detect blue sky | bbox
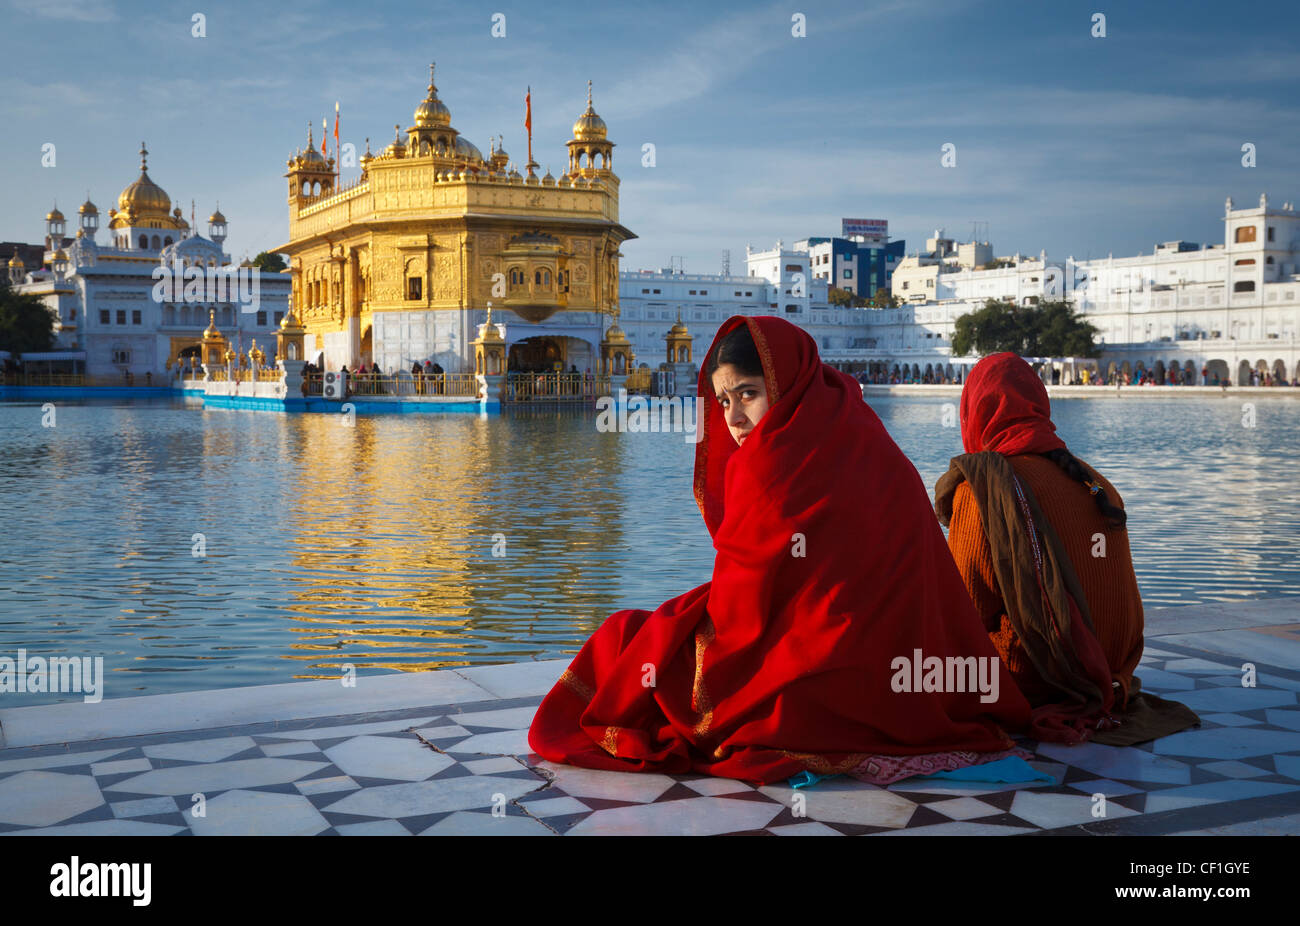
[2,0,1296,274]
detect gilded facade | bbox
[276,65,636,374]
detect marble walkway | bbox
[1,597,1298,836]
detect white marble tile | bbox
[412,724,471,741]
[112,757,329,796]
[1066,778,1141,797]
[770,821,844,836]
[462,757,525,775]
[324,735,454,781]
[295,775,360,796]
[260,741,320,757]
[1203,713,1258,727]
[453,705,538,730]
[565,796,783,836]
[682,777,756,796]
[759,780,917,828]
[111,796,179,818]
[878,821,1033,836]
[1161,658,1241,674]
[0,671,493,748]
[1152,728,1300,760]
[1263,709,1300,731]
[518,796,589,817]
[337,820,411,836]
[144,736,258,763]
[1010,790,1138,829]
[90,757,152,777]
[1275,755,1300,780]
[190,789,331,836]
[927,797,999,820]
[419,811,556,836]
[1143,780,1300,814]
[7,818,184,836]
[0,748,126,774]
[1199,760,1270,779]
[266,716,436,741]
[453,660,569,700]
[0,770,104,827]
[444,729,532,755]
[1173,687,1296,713]
[321,775,541,818]
[1131,668,1197,691]
[1158,630,1300,671]
[1034,743,1191,784]
[533,762,676,803]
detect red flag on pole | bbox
[525,86,533,166]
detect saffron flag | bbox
[524,87,531,135]
[321,118,328,158]
[334,102,340,151]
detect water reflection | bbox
[1,394,1297,704]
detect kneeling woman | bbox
[528,316,1033,785]
[935,353,1197,744]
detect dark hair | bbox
[1041,448,1127,529]
[706,324,763,379]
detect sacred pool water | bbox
[2,395,1297,704]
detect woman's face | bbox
[711,363,770,447]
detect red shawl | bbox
[960,352,1066,456]
[527,316,1031,784]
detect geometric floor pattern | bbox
[2,613,1299,835]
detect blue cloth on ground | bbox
[785,756,1055,789]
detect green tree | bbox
[0,278,55,355]
[950,298,1098,358]
[827,286,852,307]
[252,251,287,272]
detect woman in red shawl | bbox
[528,316,1032,785]
[935,352,1197,745]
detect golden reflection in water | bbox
[279,410,629,677]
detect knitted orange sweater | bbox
[946,453,1144,707]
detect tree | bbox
[252,251,287,272]
[951,298,1098,358]
[827,286,853,307]
[0,278,55,355]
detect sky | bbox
[1,0,1296,275]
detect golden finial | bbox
[428,61,437,94]
[139,142,148,171]
[307,122,315,147]
[485,302,493,326]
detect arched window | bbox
[164,236,173,246]
[535,269,551,287]
[139,234,148,249]
[151,235,161,249]
[509,267,524,287]
[1235,226,1257,243]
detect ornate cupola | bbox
[208,205,227,245]
[45,205,66,245]
[286,124,336,206]
[567,81,615,179]
[406,62,458,159]
[8,248,25,285]
[78,197,99,237]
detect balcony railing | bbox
[506,372,608,401]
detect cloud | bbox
[10,0,115,21]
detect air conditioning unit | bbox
[323,370,346,400]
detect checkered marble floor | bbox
[2,599,1299,835]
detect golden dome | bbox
[572,81,607,140]
[208,208,226,224]
[202,309,222,339]
[78,198,98,215]
[8,249,23,268]
[117,143,172,218]
[46,206,65,222]
[669,311,689,335]
[279,306,305,331]
[414,63,451,127]
[453,134,483,161]
[603,323,629,343]
[52,249,68,262]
